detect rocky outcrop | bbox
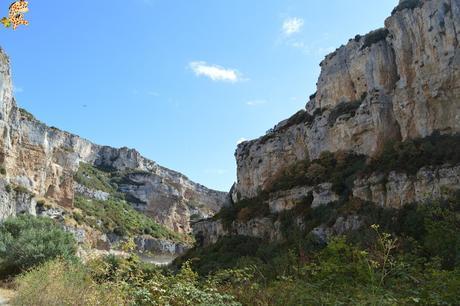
[193,217,282,247]
[74,183,109,201]
[0,179,36,222]
[235,0,460,199]
[134,235,190,255]
[0,47,228,235]
[353,165,460,208]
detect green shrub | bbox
[0,215,77,275]
[0,166,6,175]
[12,259,126,306]
[366,133,460,175]
[391,0,422,15]
[17,107,36,121]
[327,97,364,126]
[268,151,366,197]
[74,162,117,194]
[73,196,187,243]
[360,28,389,50]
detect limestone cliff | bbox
[0,47,228,239]
[235,0,460,199]
[194,0,460,246]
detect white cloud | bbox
[246,99,267,106]
[237,138,247,145]
[282,17,304,36]
[189,61,241,82]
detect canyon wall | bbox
[194,0,460,246]
[235,0,460,199]
[0,47,228,235]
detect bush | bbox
[0,215,77,275]
[360,28,389,50]
[366,133,460,175]
[74,162,116,194]
[12,259,126,306]
[73,196,187,243]
[391,0,422,15]
[328,98,364,126]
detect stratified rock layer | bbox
[235,0,460,199]
[194,0,460,246]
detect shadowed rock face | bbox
[235,0,460,199]
[0,48,228,233]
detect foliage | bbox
[17,107,36,121]
[391,0,422,15]
[269,150,366,196]
[366,133,460,175]
[74,162,117,194]
[177,236,266,276]
[12,259,126,306]
[360,28,389,50]
[10,196,460,305]
[0,215,77,275]
[327,97,364,126]
[14,255,240,306]
[73,196,187,243]
[214,194,271,230]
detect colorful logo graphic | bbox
[2,0,29,30]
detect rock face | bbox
[235,0,460,199]
[193,0,460,246]
[193,217,282,247]
[353,165,460,208]
[0,47,228,234]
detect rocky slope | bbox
[0,47,228,253]
[194,0,460,246]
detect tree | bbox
[0,214,77,275]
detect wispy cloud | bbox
[246,99,267,107]
[282,17,304,36]
[290,41,335,57]
[189,61,242,82]
[237,138,247,145]
[13,86,24,93]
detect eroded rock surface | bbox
[0,47,228,235]
[235,0,460,199]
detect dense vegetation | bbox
[0,215,77,276]
[73,163,189,243]
[365,132,460,175]
[73,196,186,242]
[180,195,460,304]
[9,195,460,305]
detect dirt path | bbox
[0,288,15,305]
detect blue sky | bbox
[1,0,398,191]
